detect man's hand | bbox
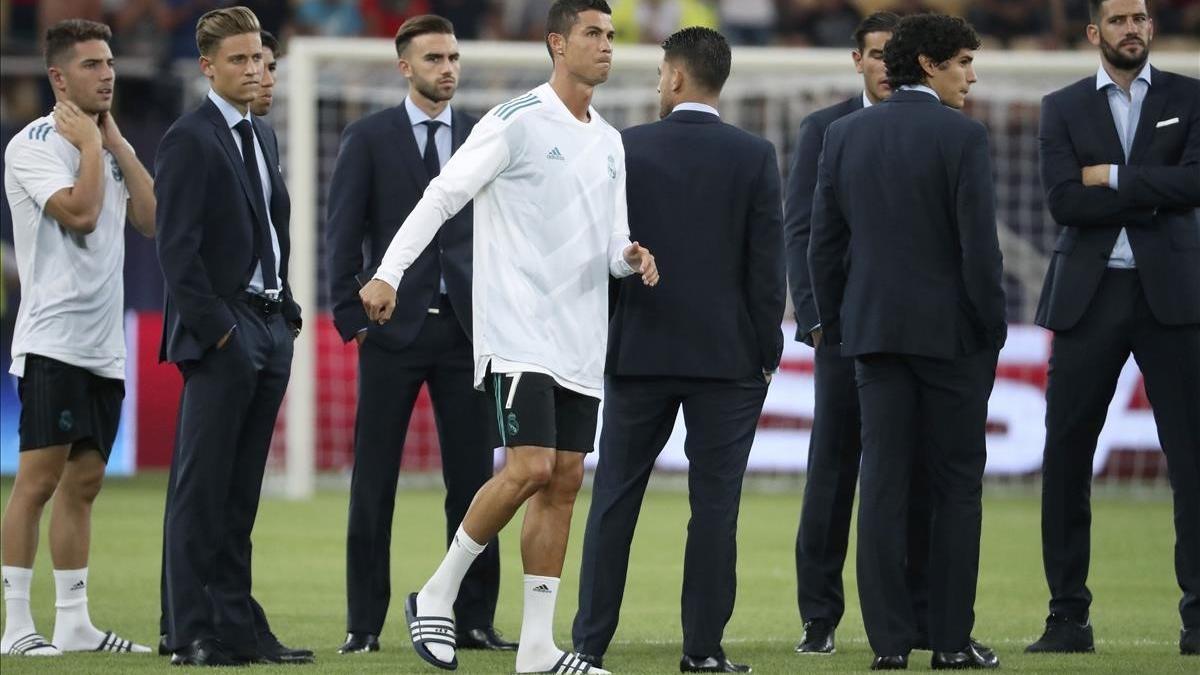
[1082,164,1111,188]
[53,100,102,151]
[810,326,824,348]
[763,369,773,385]
[354,331,366,346]
[98,112,129,153]
[623,241,660,286]
[360,279,397,324]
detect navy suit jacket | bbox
[809,89,1007,359]
[607,109,786,378]
[326,105,477,350]
[1036,67,1200,331]
[155,99,301,363]
[784,95,862,344]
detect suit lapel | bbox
[203,99,269,231]
[1129,69,1167,163]
[253,122,290,262]
[451,107,467,153]
[390,105,430,189]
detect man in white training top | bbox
[359,2,657,672]
[1,19,154,657]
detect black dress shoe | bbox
[932,639,999,669]
[456,626,517,650]
[870,655,909,670]
[796,619,835,654]
[680,650,752,672]
[1025,614,1094,653]
[159,633,171,657]
[257,632,315,664]
[576,652,604,668]
[1182,626,1199,655]
[170,638,248,666]
[337,632,380,654]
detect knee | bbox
[506,455,555,493]
[11,469,63,507]
[61,469,105,506]
[547,459,585,504]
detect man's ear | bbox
[917,54,938,79]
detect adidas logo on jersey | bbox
[546,147,565,161]
[70,580,86,591]
[531,583,552,593]
[28,122,53,142]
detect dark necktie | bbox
[422,120,443,181]
[234,119,278,294]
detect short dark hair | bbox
[1089,0,1152,20]
[661,27,731,94]
[394,14,455,59]
[260,30,279,56]
[883,14,981,88]
[853,11,900,51]
[44,19,112,68]
[545,0,612,59]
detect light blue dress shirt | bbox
[898,84,940,101]
[208,89,281,296]
[1096,63,1151,269]
[671,101,720,116]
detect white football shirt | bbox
[5,115,130,380]
[375,83,635,398]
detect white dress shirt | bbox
[671,101,720,117]
[208,89,282,295]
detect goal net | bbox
[200,39,1194,498]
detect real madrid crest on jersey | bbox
[607,154,616,180]
[110,155,124,182]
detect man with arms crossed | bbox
[326,14,511,656]
[360,2,658,671]
[809,14,1006,671]
[784,11,932,656]
[1027,0,1200,656]
[153,28,312,665]
[156,7,309,666]
[1,18,154,657]
[570,27,783,674]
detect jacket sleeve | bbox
[1039,93,1153,228]
[957,123,1008,348]
[783,112,824,342]
[325,122,372,341]
[1116,97,1200,208]
[154,126,237,348]
[807,134,850,346]
[267,124,302,328]
[745,142,786,371]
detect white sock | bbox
[514,575,562,672]
[51,568,149,653]
[51,567,105,650]
[2,566,59,655]
[416,525,485,663]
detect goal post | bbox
[273,38,1198,499]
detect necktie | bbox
[234,119,278,294]
[422,120,443,181]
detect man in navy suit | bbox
[1026,0,1200,656]
[809,14,1005,670]
[784,11,931,656]
[570,27,784,674]
[325,15,511,655]
[155,7,307,666]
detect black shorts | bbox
[484,371,599,452]
[17,354,124,462]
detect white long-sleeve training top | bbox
[374,83,635,398]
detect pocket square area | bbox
[1156,117,1180,128]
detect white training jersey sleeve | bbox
[608,145,635,278]
[7,121,76,209]
[374,111,512,289]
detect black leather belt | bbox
[238,291,282,316]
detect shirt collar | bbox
[671,101,720,117]
[898,84,940,102]
[207,89,251,128]
[1096,62,1152,91]
[862,91,874,108]
[405,96,453,128]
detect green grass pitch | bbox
[0,474,1192,673]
